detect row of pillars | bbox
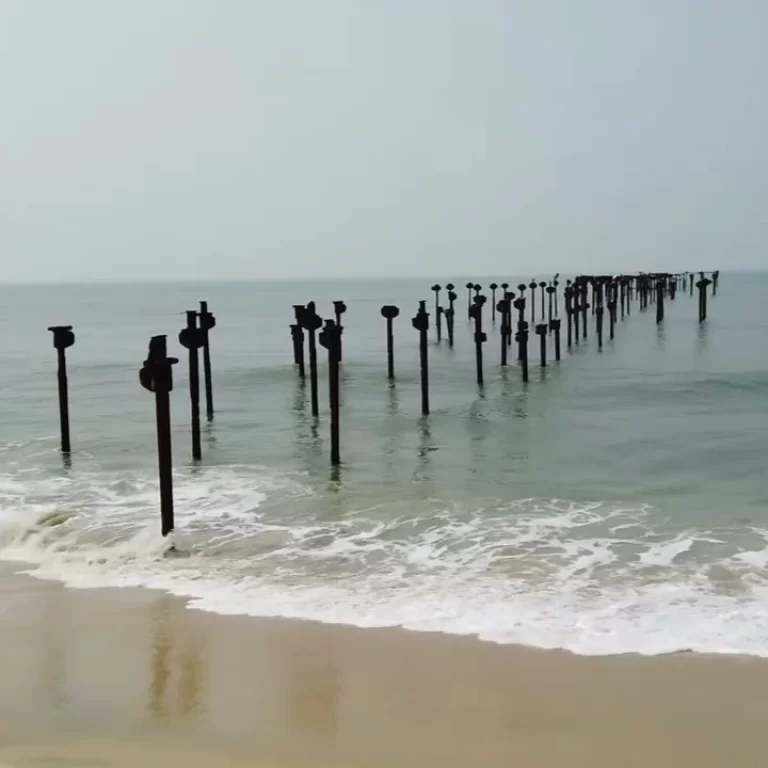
[287,270,720,469]
[47,301,217,539]
[45,268,720,540]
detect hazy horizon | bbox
[2,1,767,283]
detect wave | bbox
[1,466,768,657]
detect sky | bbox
[1,0,767,283]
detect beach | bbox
[1,565,767,768]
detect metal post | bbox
[469,295,487,386]
[292,305,306,379]
[536,323,547,367]
[333,301,347,362]
[47,325,75,455]
[551,318,561,361]
[432,285,442,341]
[412,301,430,415]
[178,310,203,461]
[139,335,178,537]
[446,289,457,347]
[300,302,323,417]
[516,319,529,383]
[319,320,342,466]
[198,301,216,421]
[656,280,664,324]
[381,305,400,380]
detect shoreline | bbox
[3,564,768,766]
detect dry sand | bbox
[1,564,768,767]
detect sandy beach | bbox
[0,565,766,767]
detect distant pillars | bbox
[490,283,498,324]
[465,283,474,319]
[712,270,720,297]
[47,325,75,455]
[381,305,400,380]
[412,301,430,415]
[565,282,573,348]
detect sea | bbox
[0,273,766,657]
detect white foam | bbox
[3,469,768,658]
[638,536,693,566]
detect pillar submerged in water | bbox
[299,302,323,418]
[319,319,342,466]
[291,304,306,379]
[139,335,179,538]
[381,305,400,380]
[468,294,488,386]
[47,325,75,455]
[412,301,430,416]
[697,276,712,322]
[446,289,457,347]
[536,323,548,367]
[178,310,204,462]
[333,300,347,362]
[431,285,442,341]
[465,282,474,319]
[515,316,530,383]
[550,317,562,361]
[656,279,665,324]
[198,301,216,421]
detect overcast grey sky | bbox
[1,1,766,282]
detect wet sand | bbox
[1,565,768,767]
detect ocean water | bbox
[1,274,767,657]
